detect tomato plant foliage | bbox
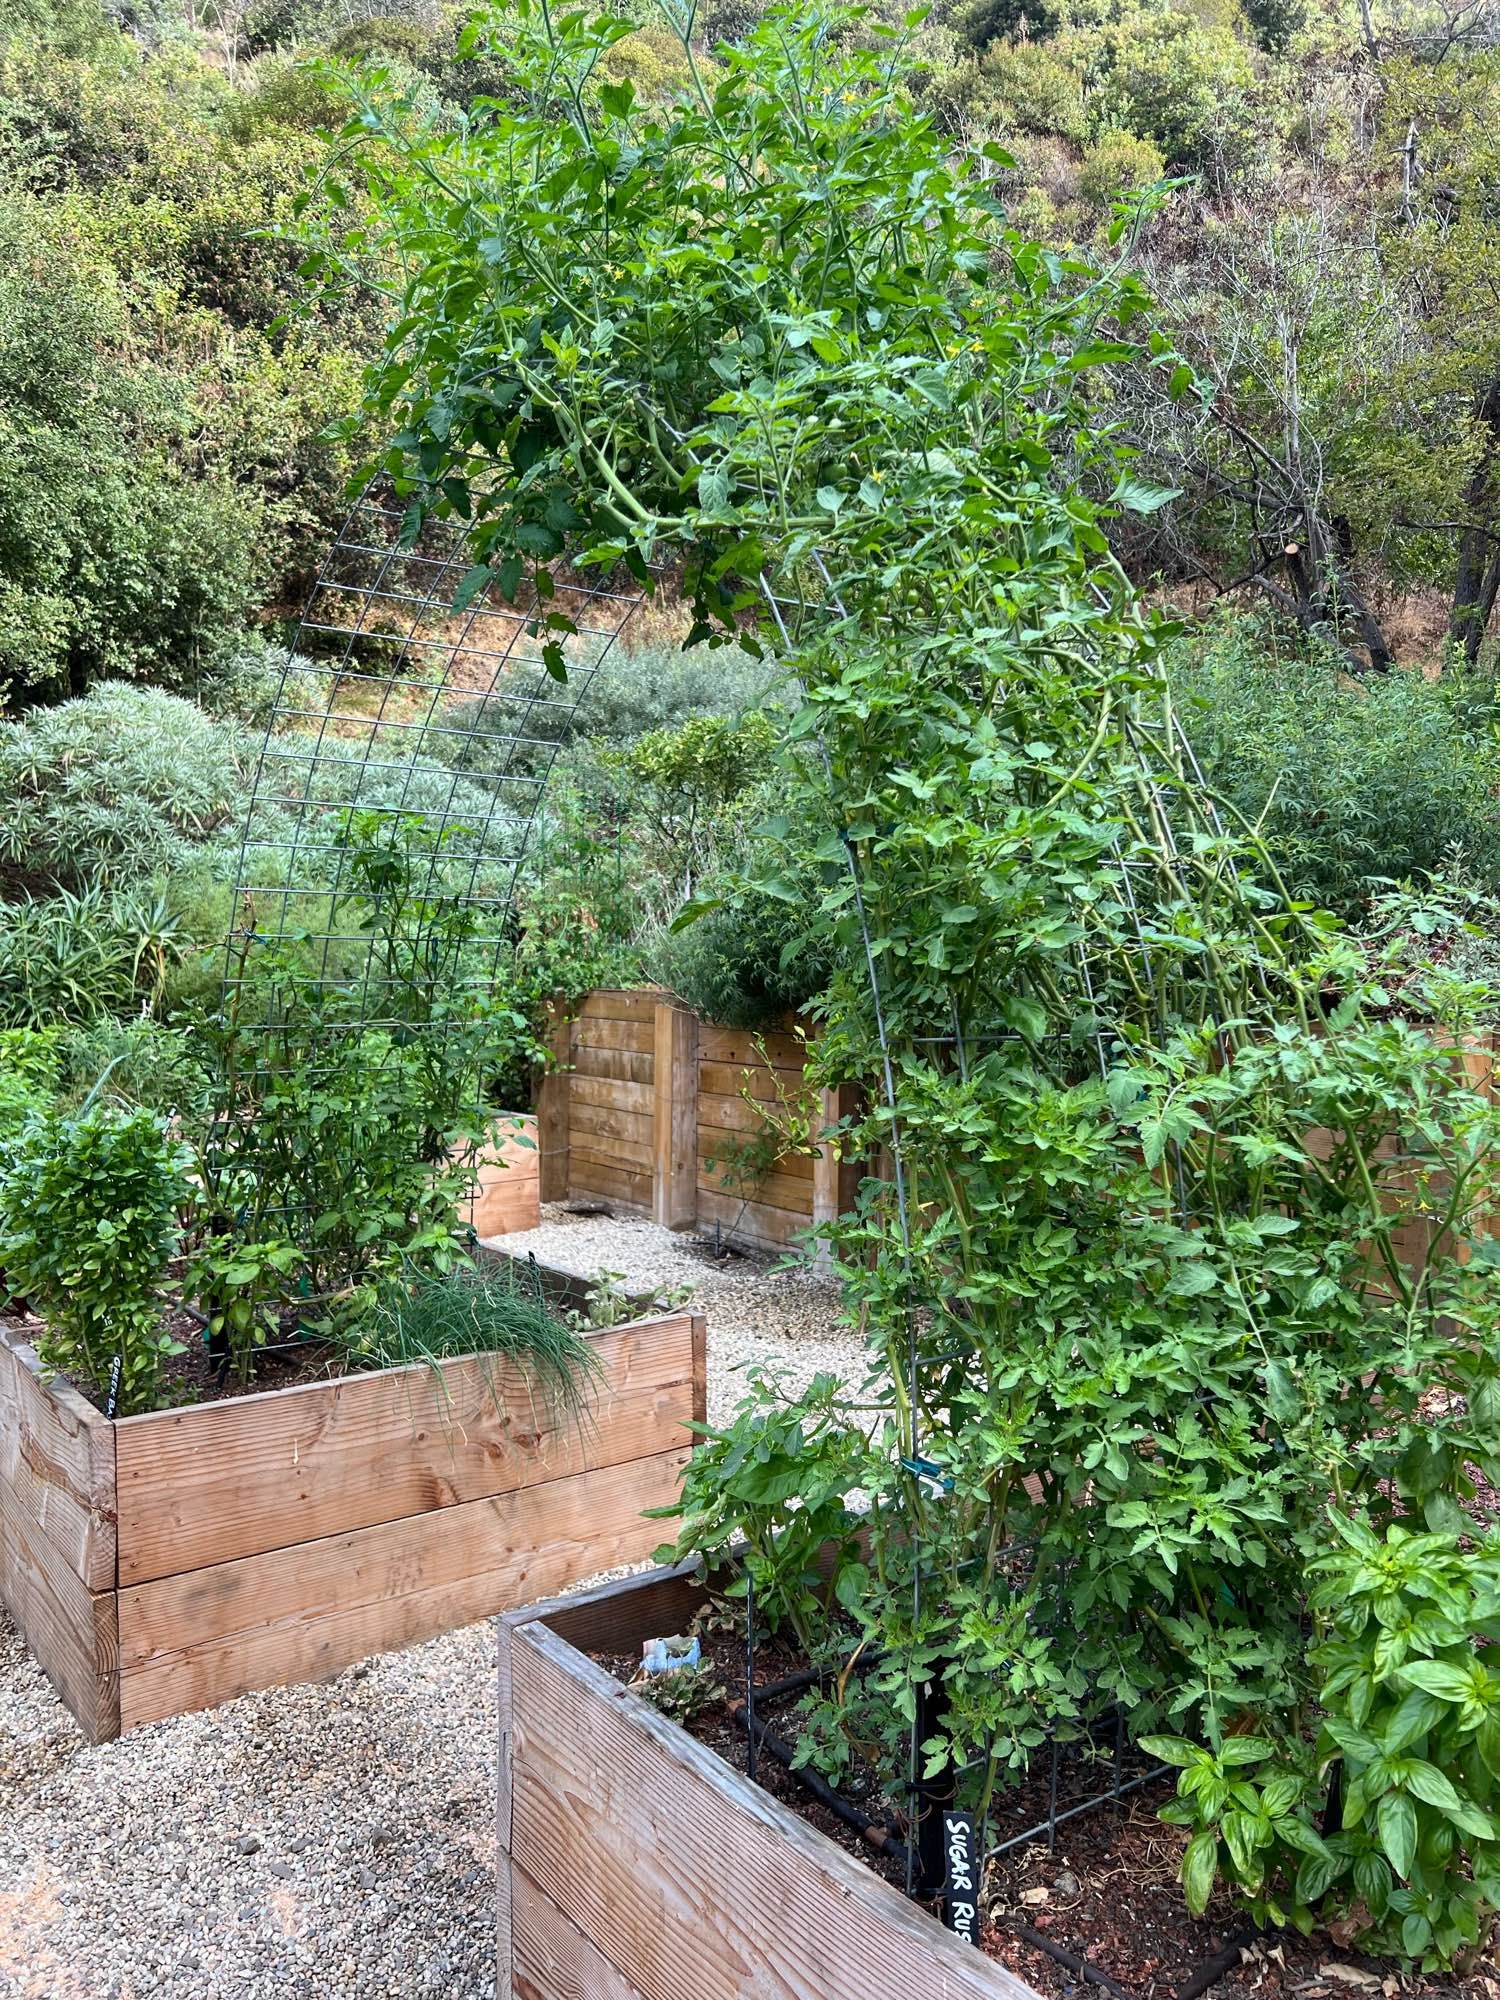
[307,3,1500,1961]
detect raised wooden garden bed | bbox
[537,987,863,1256]
[462,1111,541,1238]
[0,1300,704,1742]
[496,1562,1037,2000]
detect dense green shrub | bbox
[1086,8,1257,169]
[942,39,1087,141]
[194,638,329,729]
[1077,128,1166,206]
[1170,612,1500,916]
[0,684,246,892]
[0,1026,61,1141]
[653,876,833,1029]
[606,711,779,902]
[0,200,265,704]
[52,1015,215,1123]
[0,1101,192,1413]
[438,639,784,776]
[0,0,371,709]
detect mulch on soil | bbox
[3,1303,343,1411]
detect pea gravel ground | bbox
[0,1210,853,2000]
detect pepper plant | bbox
[198,809,504,1347]
[306,1,1500,1963]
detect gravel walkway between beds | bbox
[0,1211,854,2000]
[485,1203,864,1423]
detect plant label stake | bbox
[913,1664,959,1898]
[104,1353,123,1420]
[942,1811,980,1946]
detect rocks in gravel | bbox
[486,1204,861,1425]
[234,1834,262,1856]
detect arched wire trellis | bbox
[216,481,1277,1940]
[227,481,647,1013]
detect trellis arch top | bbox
[226,484,650,1025]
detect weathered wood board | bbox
[0,1331,118,1739]
[497,1563,1040,2000]
[118,1445,691,1732]
[463,1113,541,1237]
[1,1306,705,1742]
[114,1311,701,1583]
[539,989,866,1247]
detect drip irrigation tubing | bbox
[732,1705,908,1862]
[1009,1923,1137,2000]
[1171,1929,1259,2000]
[735,1701,1257,2000]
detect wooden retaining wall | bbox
[535,989,862,1255]
[0,1303,703,1741]
[497,1562,1036,2000]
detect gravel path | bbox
[0,1213,854,2000]
[485,1204,863,1423]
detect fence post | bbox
[653,1000,699,1230]
[536,1002,573,1205]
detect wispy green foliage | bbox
[342,1259,602,1421]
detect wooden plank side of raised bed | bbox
[117,1443,693,1731]
[0,1506,119,1742]
[697,1060,806,1103]
[573,1044,655,1085]
[697,1023,805,1067]
[568,1156,654,1210]
[574,1017,656,1058]
[506,1617,1031,2000]
[0,1326,116,1589]
[695,1189,811,1250]
[114,1312,700,1586]
[512,1864,643,2000]
[0,1328,120,1740]
[570,1074,654,1118]
[577,990,662,1026]
[697,1138,814,1187]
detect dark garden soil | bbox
[3,1303,344,1412]
[587,1627,1500,2000]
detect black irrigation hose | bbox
[732,1705,909,1862]
[1171,1929,1258,2000]
[1010,1922,1137,2000]
[736,1685,1253,2000]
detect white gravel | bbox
[0,1210,857,2000]
[486,1203,865,1423]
